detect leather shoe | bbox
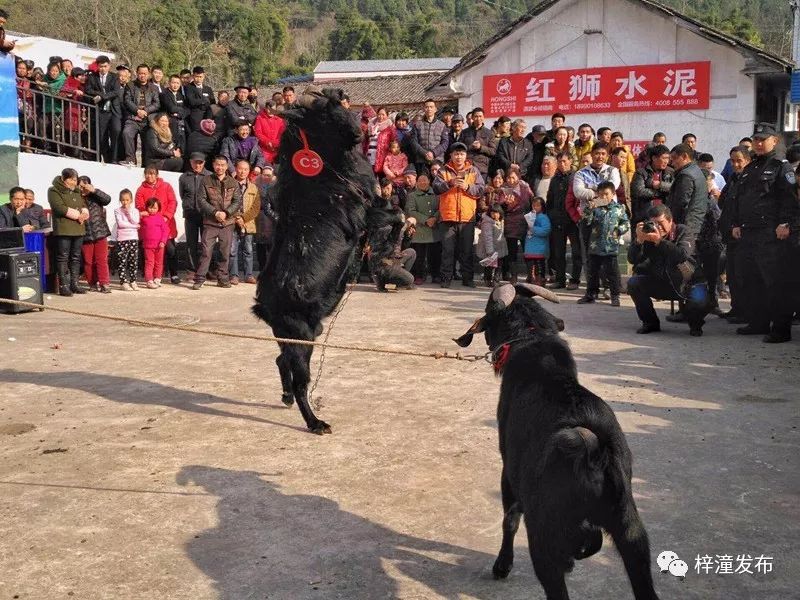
[70,286,87,294]
[763,332,791,343]
[737,326,769,335]
[245,276,257,284]
[576,295,595,304]
[59,286,73,297]
[636,322,661,334]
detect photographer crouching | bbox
[627,204,710,336]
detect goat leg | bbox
[528,524,571,600]
[492,474,521,579]
[607,503,659,600]
[276,350,294,406]
[291,345,332,435]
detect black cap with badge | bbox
[752,122,778,139]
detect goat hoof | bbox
[309,420,332,435]
[492,559,513,579]
[281,394,294,406]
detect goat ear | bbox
[555,318,565,332]
[453,317,486,347]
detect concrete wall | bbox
[18,153,185,240]
[10,36,115,70]
[455,0,758,163]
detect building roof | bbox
[428,0,791,89]
[319,73,457,106]
[315,58,461,74]
[6,30,113,55]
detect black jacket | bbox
[179,168,211,213]
[84,71,121,116]
[460,125,496,177]
[495,136,534,179]
[0,204,39,228]
[731,151,799,231]
[226,100,258,133]
[630,165,674,224]
[185,131,219,170]
[718,171,741,245]
[667,162,707,251]
[83,189,112,241]
[545,171,573,226]
[185,84,216,131]
[628,222,695,290]
[143,127,178,161]
[122,81,161,121]
[160,89,189,122]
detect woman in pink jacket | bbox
[253,101,285,165]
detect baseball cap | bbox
[449,142,468,153]
[189,152,206,162]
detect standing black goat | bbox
[455,283,659,600]
[253,87,376,434]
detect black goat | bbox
[253,86,376,434]
[455,283,659,600]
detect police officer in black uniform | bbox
[731,123,800,343]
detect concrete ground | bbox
[0,279,797,600]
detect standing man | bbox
[226,84,258,133]
[495,119,534,180]
[179,152,211,280]
[410,98,449,175]
[460,106,496,181]
[630,144,673,226]
[546,112,566,143]
[84,55,121,163]
[229,159,261,285]
[120,64,160,166]
[282,86,296,107]
[546,151,581,289]
[192,155,243,289]
[185,66,215,132]
[433,142,485,288]
[667,143,707,248]
[731,123,800,343]
[160,74,189,153]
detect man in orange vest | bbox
[432,141,486,287]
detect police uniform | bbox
[732,123,800,342]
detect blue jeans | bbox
[229,233,254,279]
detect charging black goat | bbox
[455,283,659,600]
[252,86,376,434]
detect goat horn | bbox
[489,282,516,308]
[515,282,560,303]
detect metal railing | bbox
[17,80,101,161]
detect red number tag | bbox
[292,149,323,177]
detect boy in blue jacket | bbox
[577,180,629,306]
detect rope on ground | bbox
[0,297,492,364]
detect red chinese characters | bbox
[483,62,710,117]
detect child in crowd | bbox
[114,189,140,291]
[523,197,551,285]
[577,180,630,306]
[139,198,169,289]
[477,203,508,286]
[382,140,408,186]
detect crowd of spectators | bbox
[8,38,800,342]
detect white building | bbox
[8,31,115,70]
[426,0,792,162]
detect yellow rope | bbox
[0,297,490,363]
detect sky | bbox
[0,52,20,148]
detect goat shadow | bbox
[0,369,307,433]
[176,465,523,600]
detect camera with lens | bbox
[641,220,657,233]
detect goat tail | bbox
[548,426,605,497]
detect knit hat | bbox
[199,119,216,135]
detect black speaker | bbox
[0,251,44,314]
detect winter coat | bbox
[185,131,219,169]
[179,168,211,214]
[404,188,441,244]
[546,171,574,226]
[220,134,268,174]
[582,201,630,256]
[122,81,160,121]
[139,213,170,249]
[226,99,258,132]
[499,181,533,239]
[523,211,552,257]
[184,84,215,131]
[234,180,261,234]
[47,176,87,237]
[460,125,497,177]
[717,171,741,245]
[630,165,674,224]
[197,173,243,227]
[574,137,595,163]
[628,222,696,291]
[410,118,448,163]
[544,142,578,169]
[134,178,178,239]
[609,145,636,182]
[82,189,112,241]
[432,161,485,223]
[44,72,66,114]
[143,127,178,163]
[476,213,509,260]
[363,119,396,174]
[0,205,38,229]
[114,206,140,241]
[572,164,622,212]
[59,75,86,132]
[84,71,121,115]
[667,162,710,248]
[253,111,285,164]
[495,136,534,179]
[160,89,190,123]
[383,152,409,185]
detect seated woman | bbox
[144,112,183,172]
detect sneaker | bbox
[245,276,257,284]
[170,275,181,285]
[155,279,163,288]
[230,276,240,286]
[610,295,620,307]
[566,282,579,290]
[70,285,87,295]
[636,322,661,334]
[191,281,203,290]
[146,280,158,289]
[576,295,595,304]
[121,283,133,291]
[99,284,112,294]
[59,286,73,297]
[130,282,139,291]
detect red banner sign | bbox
[483,62,710,118]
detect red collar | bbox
[490,329,537,374]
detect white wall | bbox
[455,0,759,163]
[18,153,185,240]
[10,36,115,70]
